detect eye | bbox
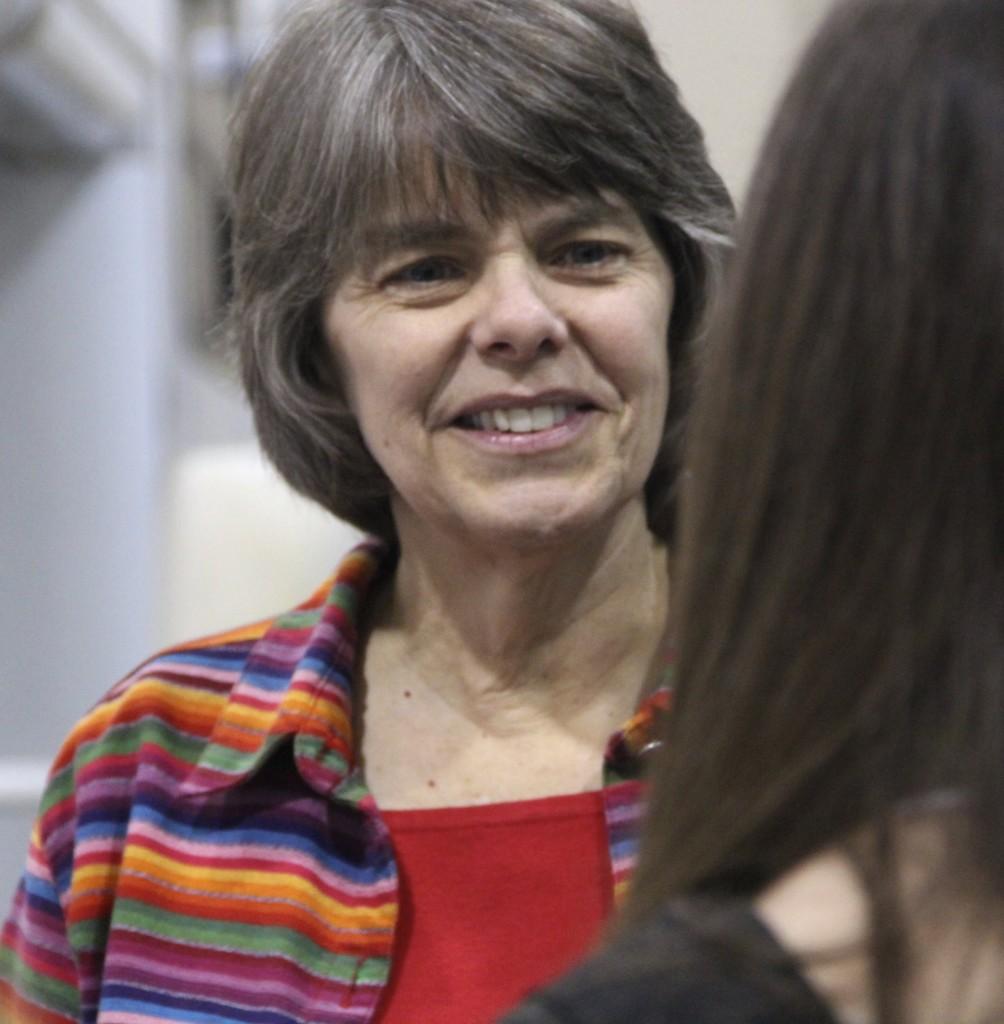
[551,240,626,271]
[384,257,464,289]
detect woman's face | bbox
[322,191,673,548]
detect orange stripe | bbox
[115,877,393,955]
[0,986,74,1024]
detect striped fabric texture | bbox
[1,541,670,1024]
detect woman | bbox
[0,1,731,1022]
[504,0,1004,1021]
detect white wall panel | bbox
[0,0,178,906]
[637,0,833,202]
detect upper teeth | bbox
[474,404,573,433]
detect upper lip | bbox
[450,389,600,421]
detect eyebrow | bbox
[353,196,642,271]
[528,198,642,248]
[353,220,470,274]
[361,220,469,249]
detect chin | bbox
[462,495,635,553]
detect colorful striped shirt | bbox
[0,541,671,1024]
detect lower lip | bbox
[452,409,595,454]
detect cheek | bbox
[322,300,442,477]
[596,296,671,403]
[636,282,673,404]
[350,384,407,466]
[329,336,436,465]
[637,346,670,445]
[321,305,361,408]
[604,290,672,456]
[324,310,404,424]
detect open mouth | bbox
[454,402,592,434]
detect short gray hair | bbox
[230,0,733,543]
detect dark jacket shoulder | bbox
[501,897,837,1024]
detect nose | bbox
[468,258,569,361]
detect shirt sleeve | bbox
[0,818,81,1023]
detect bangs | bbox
[315,44,650,279]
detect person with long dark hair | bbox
[504,0,1004,1021]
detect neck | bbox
[357,502,670,807]
[755,850,874,1024]
[755,816,1004,1024]
[382,502,670,711]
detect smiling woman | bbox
[0,2,731,1023]
[324,194,674,550]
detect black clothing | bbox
[500,897,838,1024]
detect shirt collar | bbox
[604,684,673,783]
[181,541,673,801]
[180,540,386,800]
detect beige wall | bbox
[636,0,833,203]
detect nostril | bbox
[481,332,559,357]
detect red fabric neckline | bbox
[380,788,604,828]
[376,790,612,1023]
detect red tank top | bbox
[377,790,612,1023]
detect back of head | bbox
[629,0,1004,970]
[227,0,732,542]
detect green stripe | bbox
[274,608,324,630]
[76,718,205,770]
[39,766,74,816]
[0,946,81,1017]
[109,901,389,983]
[197,731,287,775]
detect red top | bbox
[376,790,613,1023]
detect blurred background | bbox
[0,0,831,900]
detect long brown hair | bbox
[625,0,1004,1017]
